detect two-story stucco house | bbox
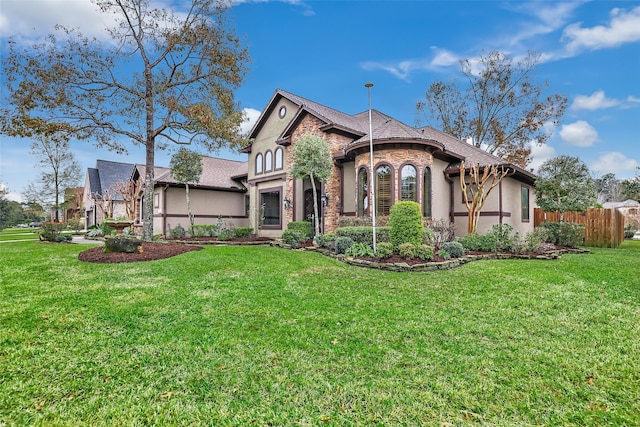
[243,89,537,238]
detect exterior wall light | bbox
[283,197,291,210]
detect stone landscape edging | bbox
[300,246,590,272]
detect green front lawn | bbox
[0,227,40,242]
[1,241,639,425]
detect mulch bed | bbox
[78,242,203,264]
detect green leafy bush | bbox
[438,248,451,260]
[338,216,389,227]
[335,226,390,244]
[389,201,424,248]
[458,233,496,252]
[488,224,519,251]
[442,241,465,258]
[422,228,435,245]
[287,221,313,240]
[538,222,585,247]
[375,242,394,259]
[416,245,434,261]
[234,227,254,238]
[189,224,218,237]
[168,224,186,238]
[39,222,66,242]
[282,230,306,248]
[334,236,354,254]
[524,227,551,252]
[398,242,416,260]
[218,228,235,241]
[345,242,375,258]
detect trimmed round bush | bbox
[398,242,417,260]
[287,221,313,240]
[416,244,434,261]
[389,201,424,248]
[375,242,394,259]
[334,236,354,254]
[442,241,465,258]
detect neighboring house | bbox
[603,199,640,230]
[83,160,137,228]
[242,89,537,238]
[132,157,248,236]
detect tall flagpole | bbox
[365,82,376,253]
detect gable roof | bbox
[138,156,248,192]
[88,160,137,200]
[245,88,536,184]
[602,199,640,209]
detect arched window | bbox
[274,147,283,170]
[376,165,392,216]
[400,164,417,202]
[265,150,273,172]
[357,167,368,217]
[423,167,432,217]
[255,153,263,174]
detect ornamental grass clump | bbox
[389,201,423,248]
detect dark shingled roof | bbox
[248,89,535,182]
[141,156,247,191]
[89,160,136,201]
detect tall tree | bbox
[594,173,622,204]
[459,161,509,234]
[2,0,249,241]
[0,185,10,230]
[290,134,333,239]
[24,133,82,222]
[621,168,640,202]
[170,148,203,226]
[417,51,567,167]
[535,155,596,221]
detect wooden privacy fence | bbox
[534,208,625,248]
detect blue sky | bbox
[1,0,639,202]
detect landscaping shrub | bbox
[334,236,354,254]
[67,218,83,233]
[389,201,424,248]
[39,222,66,242]
[375,242,394,259]
[338,216,389,227]
[398,242,417,260]
[234,227,254,238]
[416,244,434,261]
[624,224,635,239]
[217,227,235,241]
[458,233,496,252]
[189,224,217,237]
[438,248,451,260]
[422,228,435,245]
[425,218,456,246]
[86,227,103,239]
[345,242,375,258]
[487,224,519,251]
[442,241,465,258]
[287,221,313,240]
[524,227,551,252]
[538,222,585,247]
[282,230,306,248]
[168,224,186,239]
[335,226,390,244]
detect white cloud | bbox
[562,6,640,53]
[0,0,115,43]
[240,108,261,135]
[559,121,599,147]
[571,90,620,111]
[361,47,458,81]
[528,141,556,173]
[591,152,639,176]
